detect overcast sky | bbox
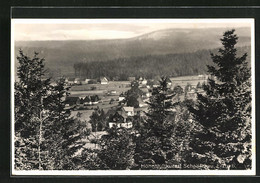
[13,19,252,41]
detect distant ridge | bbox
[15,27,251,76]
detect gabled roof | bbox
[83,96,91,102]
[118,110,128,119]
[100,77,108,82]
[165,77,172,83]
[123,106,134,112]
[65,96,79,104]
[65,96,79,101]
[110,111,126,122]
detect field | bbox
[170,75,208,88]
[69,81,131,126]
[69,76,204,122]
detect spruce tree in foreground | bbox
[15,50,51,169]
[98,127,136,170]
[135,77,178,168]
[188,29,252,169]
[15,50,86,170]
[42,78,86,170]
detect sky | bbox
[13,19,253,41]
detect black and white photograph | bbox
[11,19,255,175]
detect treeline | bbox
[73,46,250,80]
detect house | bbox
[141,78,148,85]
[84,79,90,84]
[198,75,205,80]
[74,78,83,85]
[109,122,133,129]
[111,90,117,94]
[108,108,133,129]
[118,93,125,102]
[83,96,92,105]
[166,77,172,88]
[138,98,148,108]
[100,77,109,84]
[64,96,80,108]
[128,77,136,81]
[119,96,125,102]
[141,88,150,98]
[122,106,134,116]
[187,88,197,99]
[65,77,75,85]
[138,77,148,85]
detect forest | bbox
[73,46,250,80]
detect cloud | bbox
[14,20,252,41]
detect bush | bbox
[91,86,97,90]
[88,79,97,84]
[109,98,115,104]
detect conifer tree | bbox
[15,50,87,170]
[41,78,86,170]
[15,50,51,169]
[89,107,107,132]
[125,80,143,108]
[98,127,136,170]
[188,30,251,169]
[136,77,178,167]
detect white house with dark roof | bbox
[100,77,108,84]
[122,106,134,116]
[108,108,133,129]
[74,78,82,85]
[84,78,90,84]
[65,77,75,85]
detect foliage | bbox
[109,98,115,104]
[170,99,195,168]
[14,50,87,170]
[135,77,178,167]
[98,127,136,170]
[89,107,107,132]
[15,50,51,138]
[73,148,107,170]
[124,80,143,108]
[188,29,252,169]
[14,50,51,169]
[73,47,250,80]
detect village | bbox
[63,75,209,150]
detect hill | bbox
[14,27,251,77]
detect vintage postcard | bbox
[11,18,255,175]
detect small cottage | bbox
[84,79,90,84]
[65,77,75,85]
[74,78,80,85]
[122,106,134,116]
[100,77,109,84]
[128,77,136,81]
[108,107,133,129]
[64,96,80,108]
[119,96,125,102]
